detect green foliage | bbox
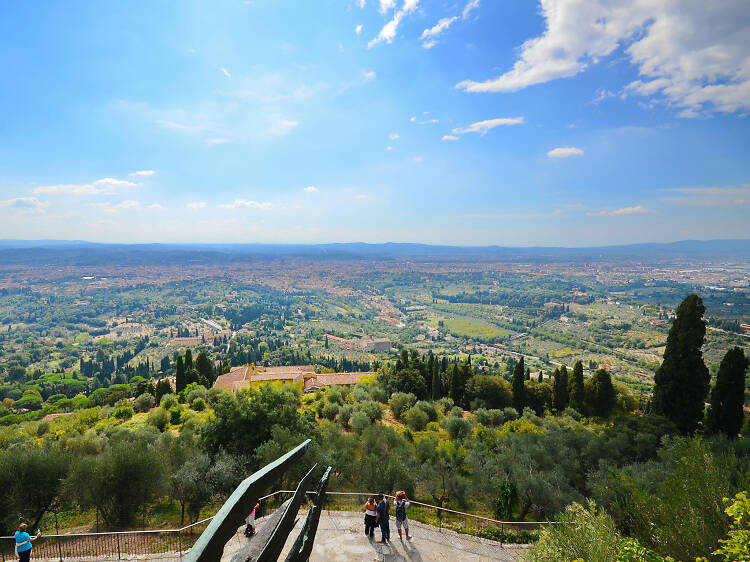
[653,294,710,434]
[553,366,569,412]
[191,397,206,412]
[147,407,169,432]
[706,347,748,439]
[616,538,675,562]
[525,500,621,562]
[569,361,585,412]
[350,411,371,434]
[713,491,750,561]
[134,392,156,413]
[442,415,472,440]
[465,375,513,410]
[355,399,383,422]
[160,393,178,410]
[512,357,526,412]
[585,369,617,418]
[389,392,417,420]
[113,404,134,420]
[474,408,505,427]
[404,406,429,431]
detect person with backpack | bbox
[244,502,261,537]
[393,491,411,540]
[363,496,378,538]
[14,523,41,562]
[375,493,390,543]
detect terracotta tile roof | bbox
[304,372,375,389]
[213,365,250,392]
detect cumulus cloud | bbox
[369,0,419,48]
[220,199,273,209]
[547,147,584,158]
[442,135,460,141]
[421,16,458,48]
[456,0,750,116]
[664,184,750,207]
[452,117,524,135]
[356,24,363,35]
[129,170,155,177]
[33,177,139,196]
[0,197,48,212]
[462,0,480,19]
[187,202,208,210]
[378,0,395,13]
[304,186,319,193]
[220,67,231,78]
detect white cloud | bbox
[206,138,229,146]
[354,193,370,200]
[87,200,141,213]
[129,170,155,177]
[547,147,584,158]
[220,199,273,209]
[358,0,366,7]
[386,146,393,151]
[187,202,208,210]
[664,184,750,207]
[389,132,400,140]
[462,0,480,19]
[413,156,423,162]
[362,70,376,81]
[267,118,299,136]
[452,117,524,135]
[369,0,420,48]
[378,0,395,13]
[304,186,319,193]
[220,67,232,78]
[147,203,165,210]
[421,16,458,48]
[356,24,363,35]
[455,0,750,116]
[0,197,47,212]
[590,88,615,104]
[588,205,655,216]
[33,177,139,196]
[463,209,563,220]
[410,116,417,122]
[442,135,460,141]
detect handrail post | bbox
[117,533,121,560]
[179,530,183,557]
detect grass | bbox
[442,318,508,340]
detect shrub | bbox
[113,405,134,421]
[713,491,750,561]
[474,408,505,427]
[169,406,182,425]
[356,400,383,422]
[389,392,417,419]
[147,407,169,431]
[321,402,340,421]
[337,404,353,427]
[186,386,208,405]
[404,407,429,431]
[414,400,438,422]
[442,416,471,440]
[134,393,156,413]
[437,397,454,413]
[191,398,206,412]
[351,411,371,434]
[502,406,518,420]
[160,393,178,410]
[426,421,440,432]
[450,406,464,418]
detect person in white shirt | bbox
[393,491,411,540]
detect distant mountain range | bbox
[0,239,748,266]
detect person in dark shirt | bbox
[375,493,390,543]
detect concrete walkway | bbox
[221,510,525,561]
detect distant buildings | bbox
[323,334,391,352]
[212,364,374,393]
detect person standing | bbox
[244,502,261,537]
[394,491,412,540]
[364,496,377,538]
[375,493,390,543]
[14,523,41,562]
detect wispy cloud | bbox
[87,200,141,213]
[462,0,480,19]
[420,16,458,48]
[362,70,376,81]
[547,147,584,158]
[303,186,319,193]
[389,132,400,140]
[356,24,363,35]
[187,202,208,210]
[267,117,299,136]
[33,177,139,196]
[663,185,750,207]
[452,117,524,135]
[369,0,420,48]
[129,170,155,177]
[220,67,232,78]
[206,138,229,146]
[220,199,273,209]
[442,135,460,141]
[587,205,655,217]
[463,209,564,220]
[378,0,395,13]
[0,197,48,213]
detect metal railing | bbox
[0,518,212,561]
[0,490,550,560]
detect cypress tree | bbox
[175,356,186,393]
[512,357,526,412]
[653,294,710,434]
[184,349,193,371]
[569,361,585,412]
[585,368,616,418]
[553,365,569,411]
[432,367,442,400]
[537,370,543,383]
[706,347,748,438]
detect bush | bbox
[147,407,169,431]
[356,400,383,422]
[502,406,518,420]
[437,397,454,413]
[321,402,340,421]
[404,407,429,431]
[450,406,464,418]
[134,393,155,413]
[389,392,417,419]
[186,386,208,405]
[414,400,438,422]
[442,416,471,440]
[526,501,620,562]
[160,393,178,410]
[113,405,134,421]
[337,404,354,427]
[426,421,440,432]
[169,406,182,425]
[351,411,371,434]
[474,408,505,427]
[191,398,206,412]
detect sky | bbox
[0,0,749,246]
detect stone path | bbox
[221,510,525,561]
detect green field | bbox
[442,317,508,340]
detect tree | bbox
[431,367,442,400]
[175,356,186,394]
[184,349,193,371]
[569,361,585,412]
[652,294,710,434]
[553,365,569,412]
[448,362,471,407]
[465,375,513,410]
[512,357,526,412]
[706,347,748,438]
[155,379,173,403]
[195,352,214,386]
[171,454,214,524]
[584,369,616,418]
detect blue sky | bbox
[1,0,749,246]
